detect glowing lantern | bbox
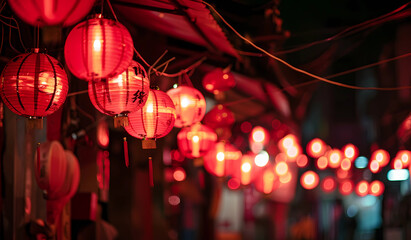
[203,141,242,177]
[339,180,353,195]
[96,120,109,148]
[254,163,278,194]
[321,176,336,193]
[340,158,352,171]
[327,149,342,168]
[343,144,358,161]
[306,138,326,158]
[371,149,390,168]
[254,151,269,167]
[88,61,149,127]
[125,89,176,149]
[369,159,380,173]
[355,181,369,197]
[316,156,328,170]
[173,167,186,182]
[203,104,235,129]
[393,159,404,169]
[0,49,68,128]
[64,15,134,81]
[396,150,411,168]
[275,161,288,176]
[296,154,309,168]
[369,180,384,196]
[177,123,217,159]
[166,86,206,128]
[300,171,319,190]
[202,68,236,94]
[278,134,298,152]
[231,152,256,186]
[8,0,95,27]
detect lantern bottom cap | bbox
[142,139,156,149]
[26,118,43,129]
[114,115,129,128]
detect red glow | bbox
[203,141,242,177]
[369,180,384,196]
[279,134,298,151]
[396,150,411,168]
[356,181,369,197]
[328,149,342,168]
[317,156,328,170]
[393,159,404,169]
[168,195,180,206]
[250,126,269,146]
[286,145,300,160]
[369,160,380,173]
[340,158,352,171]
[336,169,350,179]
[173,168,186,182]
[343,144,358,160]
[306,138,326,158]
[339,180,353,195]
[371,149,390,168]
[203,104,235,129]
[240,122,252,133]
[171,150,184,162]
[279,172,292,184]
[300,171,319,190]
[275,162,288,176]
[296,155,309,168]
[96,120,109,148]
[228,178,241,190]
[177,123,217,159]
[202,68,236,93]
[321,176,336,193]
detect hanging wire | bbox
[106,0,118,22]
[8,20,19,53]
[0,24,3,54]
[203,1,411,91]
[0,15,27,50]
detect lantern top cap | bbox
[89,14,104,20]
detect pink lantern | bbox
[166,86,206,128]
[177,123,217,159]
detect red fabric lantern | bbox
[230,152,257,186]
[254,163,279,194]
[88,61,149,127]
[125,89,176,148]
[202,68,236,94]
[177,123,217,159]
[0,49,68,128]
[8,0,95,27]
[64,15,134,81]
[203,104,235,129]
[166,86,206,128]
[203,141,242,177]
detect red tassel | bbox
[123,137,129,168]
[37,143,41,177]
[149,157,154,187]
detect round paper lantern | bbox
[0,49,69,128]
[166,86,206,128]
[306,138,326,158]
[300,171,319,190]
[8,0,95,27]
[34,141,67,194]
[64,15,134,81]
[203,104,235,129]
[202,68,236,94]
[230,152,257,186]
[203,141,242,177]
[177,123,217,159]
[125,89,176,148]
[88,61,149,127]
[254,163,279,194]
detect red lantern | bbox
[306,138,326,158]
[203,104,235,129]
[125,89,176,148]
[371,149,390,168]
[0,49,69,128]
[254,163,279,194]
[339,180,353,196]
[321,176,336,193]
[230,152,257,186]
[300,171,319,190]
[64,15,134,81]
[177,123,217,159]
[203,141,242,177]
[88,61,149,127]
[166,86,206,128]
[8,0,95,27]
[202,68,236,94]
[369,180,384,196]
[355,180,369,197]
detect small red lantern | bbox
[230,152,257,186]
[321,176,336,193]
[177,123,217,159]
[327,149,343,168]
[342,143,358,161]
[166,86,206,128]
[339,180,353,195]
[0,49,69,128]
[396,150,411,168]
[306,138,326,158]
[202,68,236,94]
[254,163,279,194]
[300,171,319,190]
[64,15,134,81]
[371,149,390,168]
[88,61,149,127]
[125,89,176,149]
[8,0,95,27]
[369,180,384,196]
[355,180,369,197]
[203,141,242,177]
[203,104,235,129]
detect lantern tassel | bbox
[149,157,154,187]
[114,115,129,128]
[37,143,41,177]
[123,137,129,168]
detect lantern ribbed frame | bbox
[203,141,242,177]
[125,89,176,139]
[8,0,96,27]
[88,61,149,117]
[0,50,69,118]
[64,16,134,81]
[166,86,206,128]
[202,68,236,94]
[177,123,217,159]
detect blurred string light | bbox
[254,150,269,167]
[387,169,410,181]
[301,171,319,190]
[355,156,368,169]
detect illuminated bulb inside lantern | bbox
[252,130,265,143]
[370,160,379,173]
[113,74,123,87]
[93,39,102,52]
[180,96,191,108]
[241,162,251,173]
[341,158,351,171]
[255,151,269,167]
[146,103,154,113]
[312,142,322,153]
[275,162,288,176]
[223,74,229,79]
[286,146,299,158]
[393,159,403,169]
[216,152,225,161]
[376,153,383,162]
[192,135,199,143]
